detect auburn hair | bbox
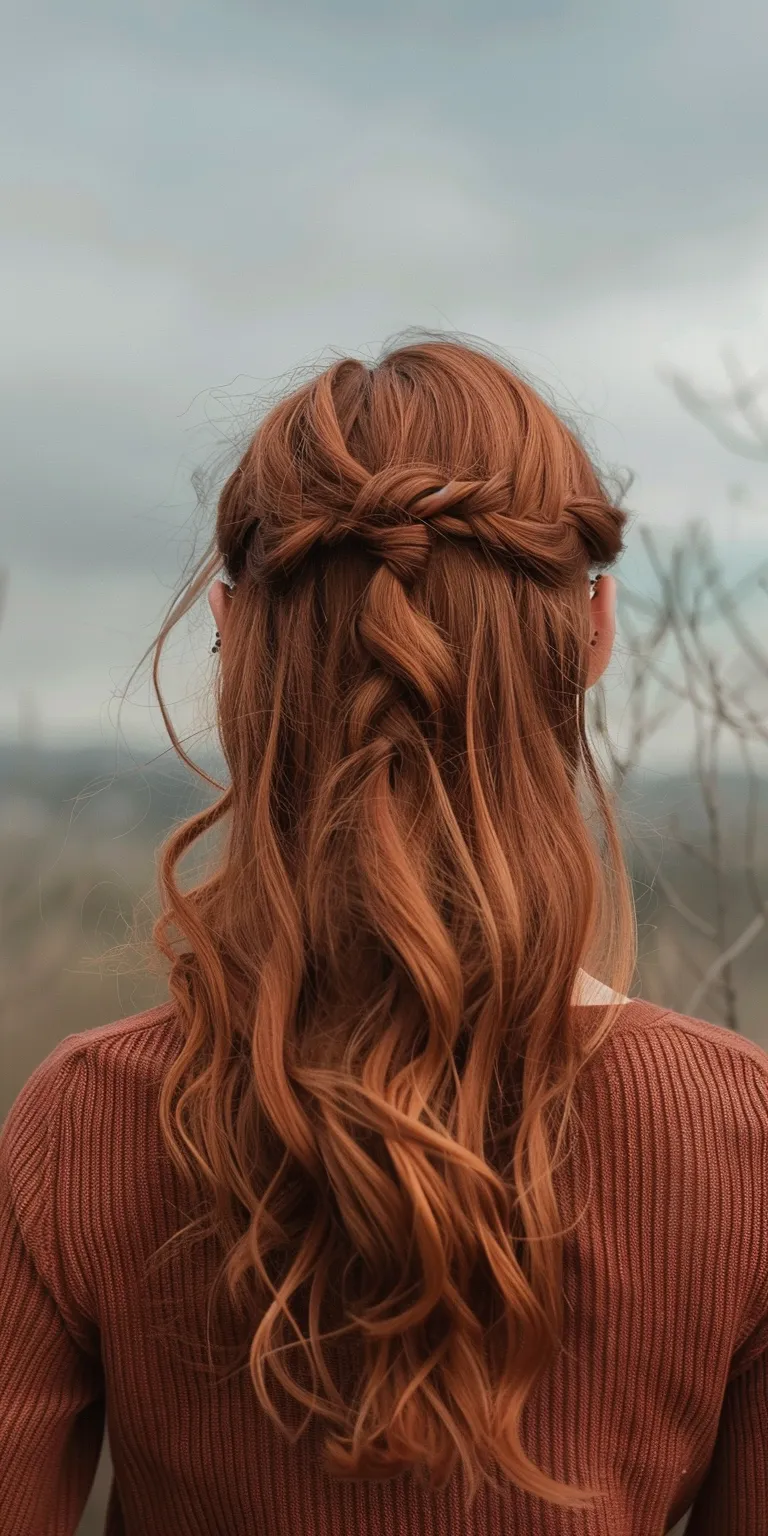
[145,335,635,1514]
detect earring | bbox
[590,575,602,643]
[211,630,221,654]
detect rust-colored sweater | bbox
[2,997,768,1535]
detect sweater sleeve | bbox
[685,1342,768,1533]
[0,1047,106,1536]
[685,1052,768,1534]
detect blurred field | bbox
[1,742,765,1535]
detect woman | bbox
[1,337,766,1535]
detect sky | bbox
[2,0,768,767]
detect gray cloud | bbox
[1,0,768,743]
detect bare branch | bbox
[662,347,768,460]
[684,914,766,1018]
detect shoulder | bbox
[574,997,768,1195]
[608,997,768,1098]
[1,1002,181,1330]
[604,1000,768,1374]
[2,998,180,1148]
[591,998,768,1201]
[48,997,179,1072]
[3,1000,180,1139]
[1,1002,179,1240]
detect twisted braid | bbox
[225,463,620,592]
[242,474,613,786]
[216,366,623,774]
[219,354,623,593]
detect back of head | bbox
[148,335,634,1514]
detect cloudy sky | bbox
[2,0,768,761]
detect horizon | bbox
[3,521,767,768]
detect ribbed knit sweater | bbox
[2,997,768,1535]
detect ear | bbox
[586,574,616,687]
[208,579,232,637]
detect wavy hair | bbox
[144,335,635,1513]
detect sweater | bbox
[1,997,768,1535]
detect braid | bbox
[227,465,621,592]
[217,357,623,595]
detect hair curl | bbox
[144,335,635,1514]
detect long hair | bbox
[145,335,635,1513]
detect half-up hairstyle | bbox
[145,335,635,1514]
